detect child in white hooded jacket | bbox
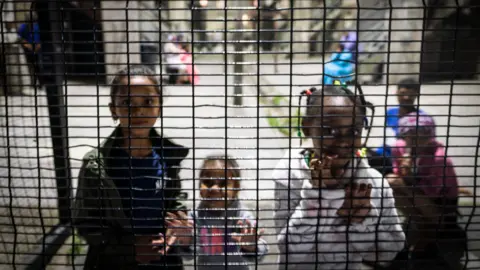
[273,86,405,270]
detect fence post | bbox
[35,0,72,224]
[233,20,244,106]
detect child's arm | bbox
[236,209,269,262]
[423,157,458,199]
[177,211,197,260]
[152,210,195,258]
[388,141,449,222]
[278,178,406,266]
[160,172,191,254]
[276,179,334,260]
[349,179,406,264]
[73,162,134,248]
[272,154,307,266]
[272,155,303,236]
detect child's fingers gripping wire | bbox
[309,154,340,188]
[164,212,193,246]
[336,183,373,224]
[152,230,177,255]
[152,212,192,255]
[231,219,265,252]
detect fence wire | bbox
[1,0,480,269]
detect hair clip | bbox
[334,80,349,87]
[296,128,303,139]
[297,88,315,142]
[303,150,316,166]
[301,88,314,96]
[356,147,367,158]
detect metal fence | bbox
[1,0,479,269]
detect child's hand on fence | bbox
[337,183,372,223]
[151,211,193,255]
[166,211,194,245]
[309,154,343,188]
[151,231,177,256]
[22,42,33,51]
[231,220,264,252]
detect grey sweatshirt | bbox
[273,144,406,270]
[184,200,268,270]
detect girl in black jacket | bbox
[73,66,191,270]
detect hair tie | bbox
[333,80,349,87]
[297,88,316,143]
[303,150,315,166]
[356,148,367,158]
[301,88,314,96]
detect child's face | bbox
[402,130,432,151]
[110,76,161,137]
[397,87,418,107]
[303,96,364,171]
[199,164,239,208]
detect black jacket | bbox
[72,127,189,270]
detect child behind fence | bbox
[386,112,466,270]
[273,85,405,269]
[154,155,268,269]
[73,66,191,270]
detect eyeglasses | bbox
[310,125,363,139]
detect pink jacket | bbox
[392,139,458,198]
[180,50,200,85]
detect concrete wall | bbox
[101,1,141,83]
[427,0,471,29]
[1,1,29,95]
[356,0,425,84]
[97,0,470,84]
[387,0,425,83]
[168,0,189,32]
[291,0,312,55]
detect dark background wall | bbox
[421,0,480,82]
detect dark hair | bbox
[397,78,420,93]
[199,155,241,187]
[299,84,375,145]
[303,85,370,121]
[26,12,38,23]
[110,65,162,104]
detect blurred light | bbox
[200,0,208,7]
[242,13,250,27]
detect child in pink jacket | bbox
[389,112,458,199]
[386,112,466,270]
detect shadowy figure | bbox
[17,13,43,88]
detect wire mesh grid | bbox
[0,0,480,269]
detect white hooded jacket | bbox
[273,145,405,270]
